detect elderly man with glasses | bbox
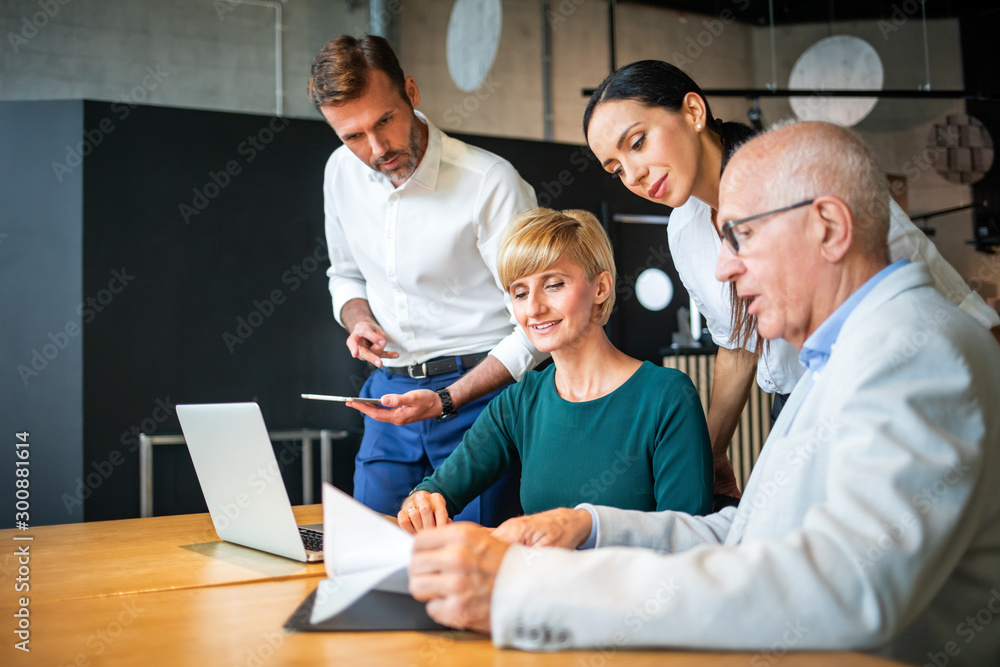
[407,121,1000,665]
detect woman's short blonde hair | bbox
[497,208,616,326]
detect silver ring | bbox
[407,507,417,513]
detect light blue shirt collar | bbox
[799,260,910,376]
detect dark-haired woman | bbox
[584,60,1000,507]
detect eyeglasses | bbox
[722,199,815,254]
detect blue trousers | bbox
[353,364,522,527]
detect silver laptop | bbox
[177,402,324,562]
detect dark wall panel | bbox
[77,102,689,521]
[1,100,85,528]
[81,102,366,520]
[611,222,688,363]
[962,12,1000,251]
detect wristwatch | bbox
[435,387,458,423]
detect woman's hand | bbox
[713,454,742,499]
[397,490,450,534]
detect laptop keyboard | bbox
[299,527,323,553]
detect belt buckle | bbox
[407,362,428,379]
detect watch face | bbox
[436,412,458,423]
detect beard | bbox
[371,118,422,182]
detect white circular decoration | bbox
[788,35,884,127]
[635,269,674,312]
[446,0,502,92]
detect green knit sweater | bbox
[415,361,713,517]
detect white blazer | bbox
[492,263,1000,666]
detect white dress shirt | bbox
[323,113,544,380]
[666,196,999,394]
[491,263,1000,665]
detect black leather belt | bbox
[383,352,489,379]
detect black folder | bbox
[285,586,449,632]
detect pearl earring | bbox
[696,123,703,131]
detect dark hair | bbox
[584,60,761,357]
[307,34,408,109]
[584,60,755,171]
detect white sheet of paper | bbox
[309,482,415,624]
[309,567,399,624]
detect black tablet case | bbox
[285,586,449,632]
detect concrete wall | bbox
[1,0,995,330]
[401,2,755,145]
[747,17,990,301]
[0,0,364,118]
[615,3,754,137]
[400,0,544,140]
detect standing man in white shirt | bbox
[307,35,544,525]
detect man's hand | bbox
[491,507,592,549]
[713,454,742,499]
[398,490,450,534]
[340,299,399,367]
[409,523,509,633]
[348,389,441,425]
[346,320,399,367]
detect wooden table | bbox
[2,505,324,601]
[0,508,907,666]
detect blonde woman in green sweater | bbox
[398,207,712,533]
